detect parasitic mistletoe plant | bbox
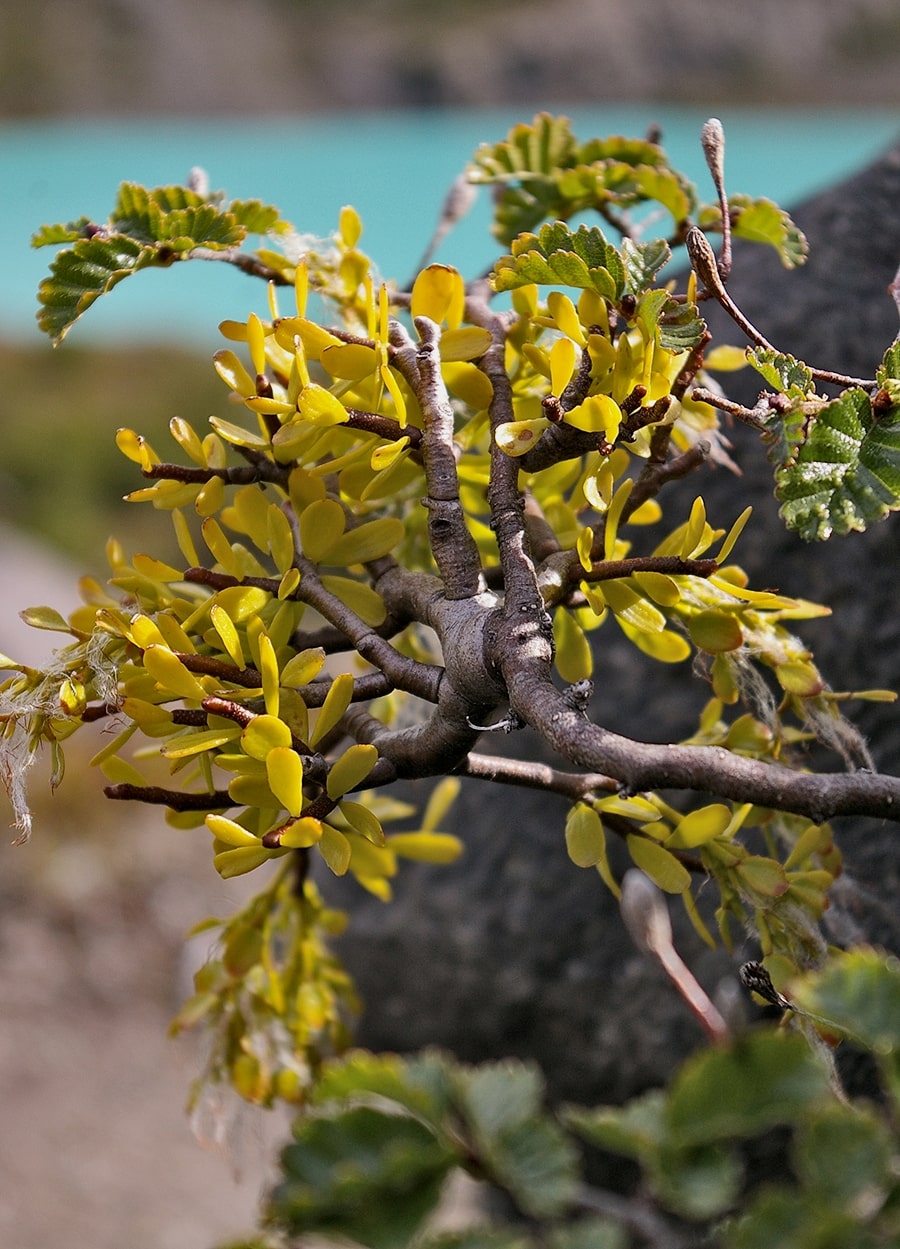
[4,115,900,1245]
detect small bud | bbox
[685,228,725,298]
[187,166,210,198]
[701,118,726,186]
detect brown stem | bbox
[686,227,876,390]
[104,783,233,809]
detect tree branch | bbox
[504,661,900,824]
[390,317,485,599]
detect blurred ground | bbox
[0,690,287,1247]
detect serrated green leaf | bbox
[621,236,671,294]
[563,1089,668,1160]
[454,1061,543,1138]
[454,1062,578,1217]
[656,297,707,352]
[493,222,625,299]
[666,1031,831,1145]
[793,1101,893,1205]
[313,1050,455,1126]
[229,198,286,234]
[651,1141,742,1221]
[112,181,246,250]
[31,218,93,247]
[730,195,808,268]
[271,1106,453,1249]
[747,348,814,395]
[790,947,900,1052]
[775,387,900,540]
[36,233,157,344]
[877,338,900,384]
[487,1116,580,1219]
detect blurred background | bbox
[2,2,899,1247]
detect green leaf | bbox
[493,222,625,300]
[747,348,814,395]
[33,181,284,343]
[650,1141,742,1221]
[270,1106,454,1249]
[563,1089,667,1160]
[790,947,900,1052]
[653,293,706,353]
[454,1061,544,1139]
[36,233,158,344]
[31,218,93,247]
[775,387,900,540]
[482,1116,580,1219]
[229,198,286,234]
[468,113,581,243]
[793,1101,893,1205]
[877,337,900,385]
[665,1031,831,1145]
[729,195,808,269]
[111,181,245,249]
[621,236,671,294]
[313,1050,454,1127]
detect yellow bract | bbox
[300,498,346,563]
[320,342,378,381]
[297,383,350,427]
[385,832,463,864]
[280,646,326,689]
[206,813,261,847]
[553,607,592,682]
[549,335,577,396]
[265,746,304,817]
[213,349,255,396]
[326,743,379,800]
[142,645,209,701]
[495,418,549,456]
[410,264,465,327]
[564,393,621,439]
[241,714,293,760]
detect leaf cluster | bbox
[255,949,900,1249]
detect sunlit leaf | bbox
[775,387,900,540]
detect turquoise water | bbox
[3,106,898,346]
